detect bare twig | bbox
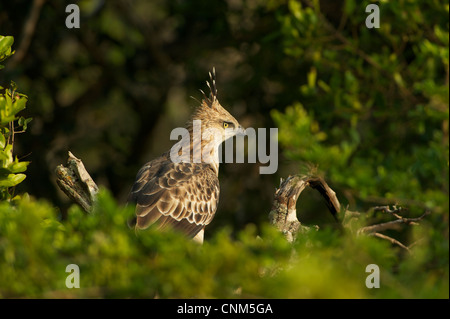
[408,238,426,250]
[358,210,430,235]
[356,206,430,253]
[370,232,410,252]
[368,205,406,219]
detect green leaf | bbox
[0,144,13,163]
[0,36,14,55]
[18,117,32,131]
[0,173,26,187]
[9,80,18,92]
[8,159,29,173]
[288,0,303,21]
[307,67,317,88]
[0,93,16,126]
[0,36,14,63]
[12,95,27,114]
[0,132,5,148]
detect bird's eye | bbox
[223,122,229,129]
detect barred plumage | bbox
[128,69,244,243]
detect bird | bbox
[127,68,244,243]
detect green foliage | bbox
[0,36,14,69]
[271,1,449,212]
[269,0,449,297]
[0,190,447,298]
[0,36,31,200]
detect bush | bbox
[0,189,447,298]
[270,0,448,209]
[0,35,31,201]
[268,1,449,298]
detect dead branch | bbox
[367,205,407,219]
[356,206,430,252]
[269,175,341,242]
[370,232,410,252]
[358,210,430,235]
[55,151,98,213]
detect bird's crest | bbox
[199,67,218,108]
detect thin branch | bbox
[9,0,46,68]
[358,211,429,235]
[408,238,426,250]
[368,205,406,219]
[370,232,410,252]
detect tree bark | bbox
[268,175,341,242]
[55,151,98,213]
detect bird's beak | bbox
[236,125,246,136]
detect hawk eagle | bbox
[128,69,244,243]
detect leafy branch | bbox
[0,35,32,200]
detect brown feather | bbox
[128,151,220,239]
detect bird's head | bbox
[188,68,245,145]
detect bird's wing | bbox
[128,160,219,238]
